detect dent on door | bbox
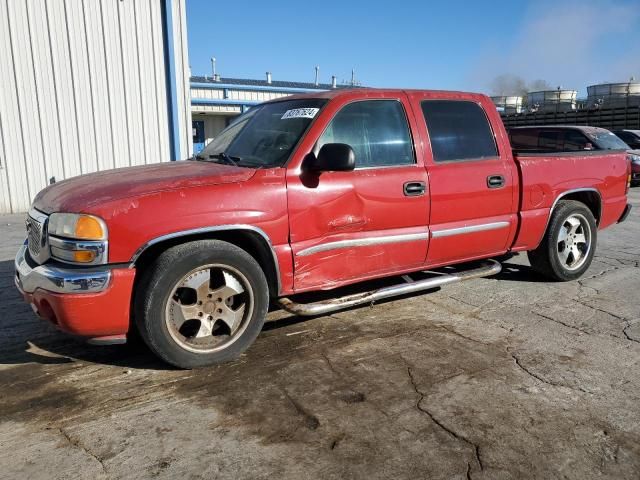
[288,168,429,292]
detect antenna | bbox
[351,69,355,86]
[314,66,320,86]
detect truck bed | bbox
[510,150,629,252]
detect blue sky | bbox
[186,0,640,96]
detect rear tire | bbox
[527,200,597,281]
[135,240,269,369]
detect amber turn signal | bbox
[73,250,97,263]
[75,216,105,240]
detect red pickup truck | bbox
[15,89,632,368]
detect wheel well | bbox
[132,230,280,298]
[556,190,601,225]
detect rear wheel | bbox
[527,200,597,281]
[135,240,269,368]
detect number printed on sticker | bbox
[281,108,320,120]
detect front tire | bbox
[527,200,597,281]
[135,240,269,368]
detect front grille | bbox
[27,216,42,256]
[26,209,49,264]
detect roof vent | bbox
[213,73,220,82]
[331,75,337,89]
[266,71,272,84]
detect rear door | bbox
[408,93,518,265]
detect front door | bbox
[408,93,518,266]
[286,93,430,292]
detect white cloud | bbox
[471,0,640,94]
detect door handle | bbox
[404,181,426,196]
[487,175,505,189]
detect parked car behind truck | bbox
[614,129,640,150]
[613,130,640,185]
[15,89,632,368]
[509,125,640,186]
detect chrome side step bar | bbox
[278,259,502,317]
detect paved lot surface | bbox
[1,189,639,480]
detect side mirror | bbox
[310,143,355,172]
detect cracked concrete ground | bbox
[1,189,639,480]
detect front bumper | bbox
[15,244,111,294]
[15,244,136,338]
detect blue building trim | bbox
[162,0,181,161]
[191,98,261,107]
[191,82,327,94]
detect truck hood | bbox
[33,161,256,214]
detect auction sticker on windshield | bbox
[281,108,319,120]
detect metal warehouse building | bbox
[0,0,191,214]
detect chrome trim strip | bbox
[546,188,602,229]
[15,244,111,294]
[28,207,48,224]
[279,259,502,316]
[129,224,282,294]
[431,221,511,239]
[296,232,430,257]
[49,236,109,265]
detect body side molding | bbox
[431,221,511,239]
[296,232,430,257]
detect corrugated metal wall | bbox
[0,0,191,213]
[171,0,192,160]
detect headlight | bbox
[629,154,640,165]
[48,213,107,240]
[48,213,108,264]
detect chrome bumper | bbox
[15,243,111,294]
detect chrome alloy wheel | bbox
[557,213,591,271]
[165,264,254,353]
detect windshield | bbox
[587,131,630,150]
[197,98,327,167]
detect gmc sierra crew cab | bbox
[15,89,633,368]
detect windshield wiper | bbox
[208,152,241,167]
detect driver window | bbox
[318,100,415,168]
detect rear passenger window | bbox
[318,100,415,168]
[421,100,498,162]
